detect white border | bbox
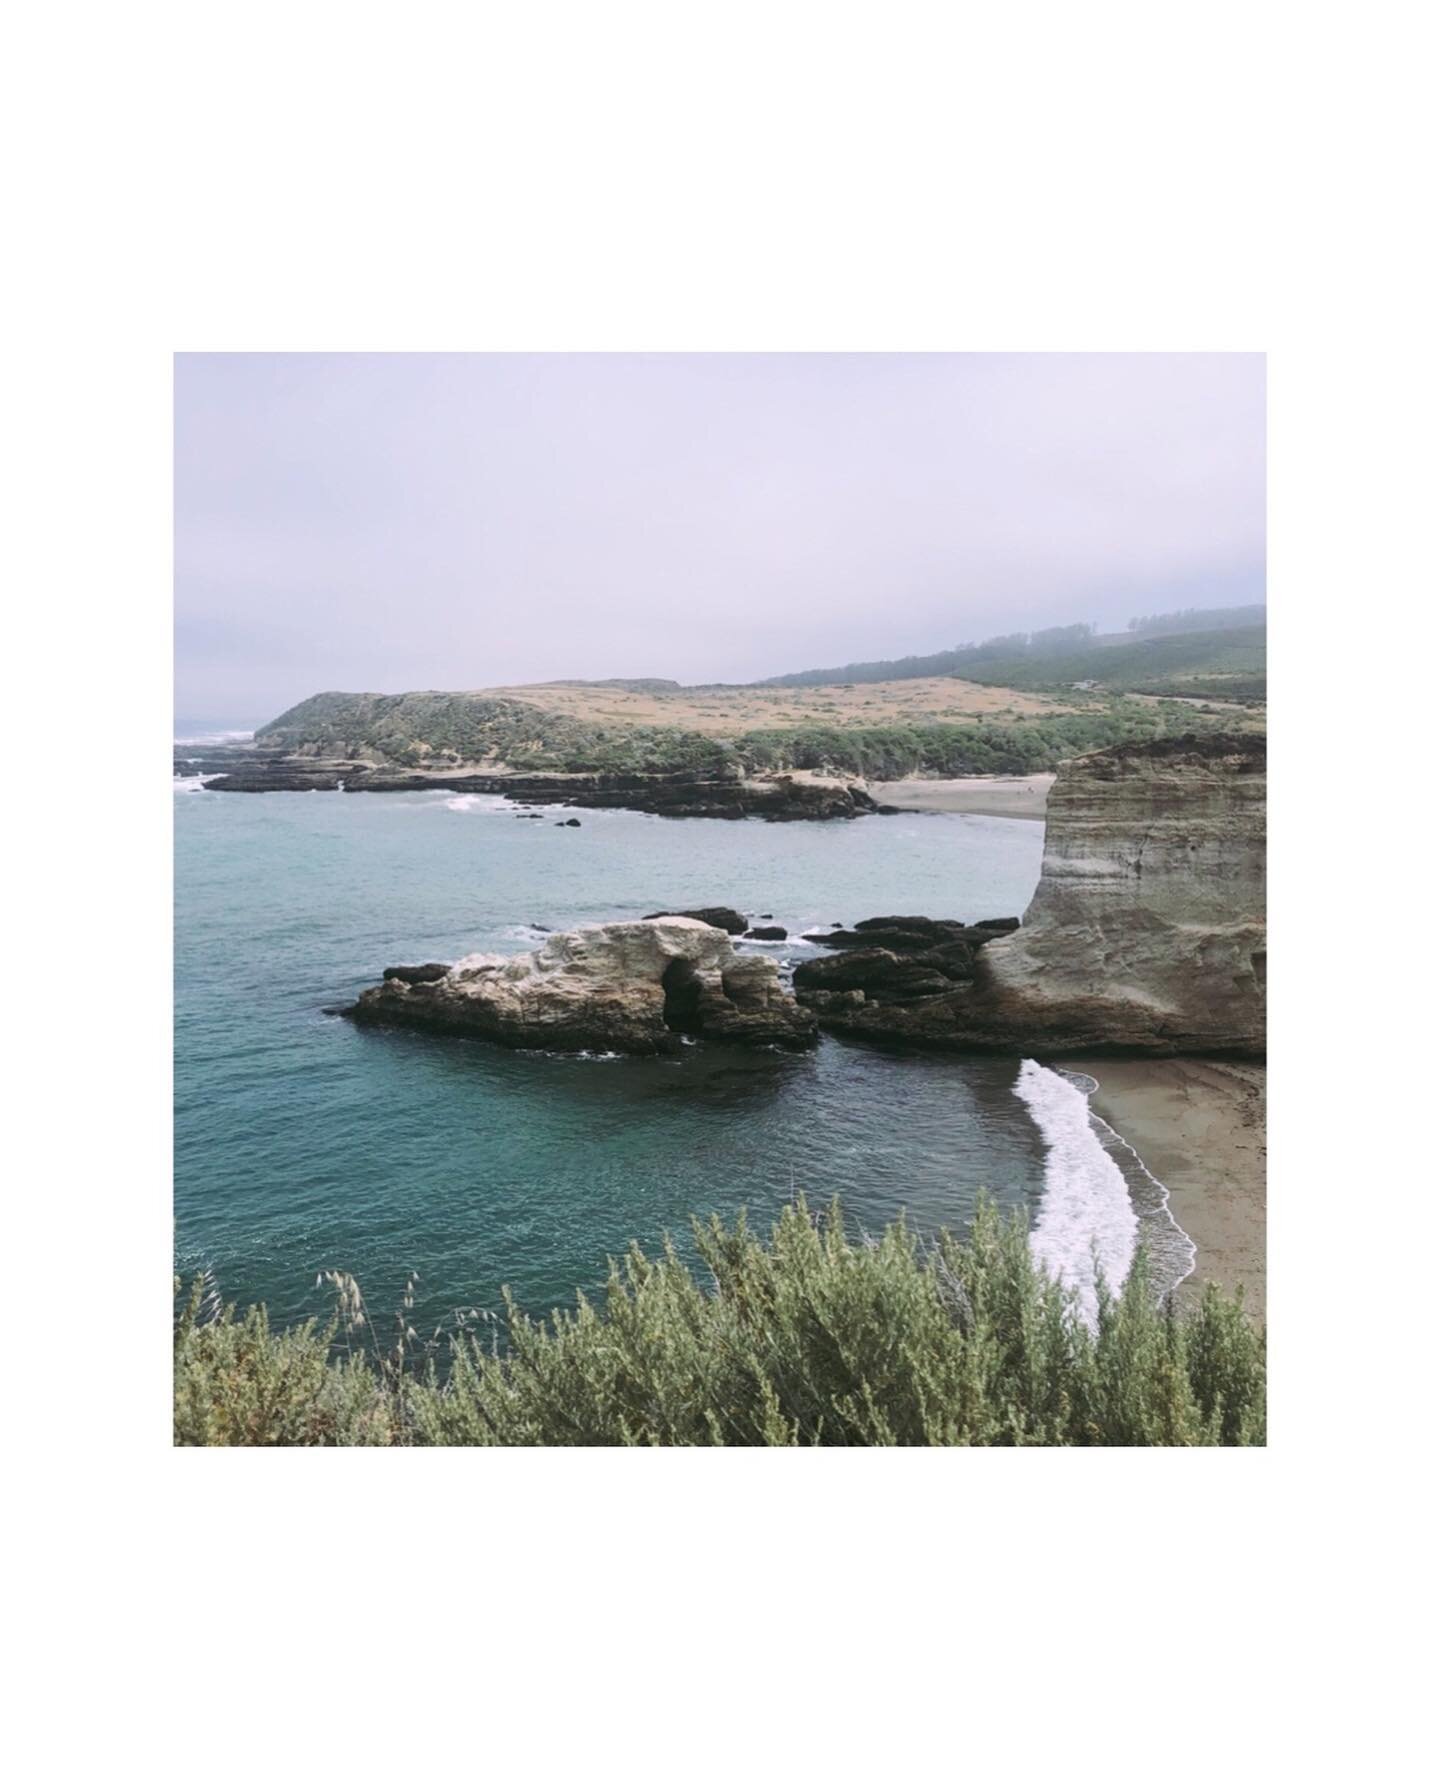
[9,1,1433,1782]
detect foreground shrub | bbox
[173,1278,393,1445]
[175,1201,1264,1447]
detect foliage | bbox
[254,656,1262,786]
[760,613,1266,694]
[1128,603,1266,636]
[728,704,1216,778]
[175,1200,1265,1447]
[172,1275,393,1445]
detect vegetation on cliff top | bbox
[258,688,1254,781]
[175,1198,1264,1447]
[255,604,1263,779]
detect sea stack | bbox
[349,917,819,1055]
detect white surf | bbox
[1014,1058,1139,1328]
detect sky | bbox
[174,353,1265,723]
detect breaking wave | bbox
[1014,1060,1197,1325]
[173,728,254,747]
[441,794,512,814]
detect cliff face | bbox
[971,733,1265,1052]
[798,734,1266,1056]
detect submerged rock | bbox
[745,925,787,940]
[349,918,818,1056]
[796,734,1266,1056]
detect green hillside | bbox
[257,685,1251,782]
[761,609,1266,700]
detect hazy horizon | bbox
[175,352,1265,722]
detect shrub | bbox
[175,1201,1264,1447]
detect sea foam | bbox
[172,728,255,747]
[1015,1058,1139,1327]
[441,794,511,814]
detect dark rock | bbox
[804,915,1021,954]
[381,962,451,985]
[744,925,787,940]
[556,818,582,827]
[203,758,883,822]
[793,946,965,1004]
[805,917,971,953]
[644,906,748,935]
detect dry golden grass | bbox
[469,676,1080,737]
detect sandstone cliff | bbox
[797,734,1265,1055]
[350,918,818,1055]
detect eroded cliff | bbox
[798,734,1266,1055]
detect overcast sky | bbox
[175,353,1264,723]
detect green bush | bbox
[175,1201,1264,1447]
[728,706,1210,778]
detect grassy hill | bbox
[760,608,1266,701]
[257,685,1254,782]
[256,605,1264,782]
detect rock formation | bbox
[189,751,880,822]
[644,906,748,934]
[382,962,451,985]
[795,734,1265,1056]
[349,918,819,1055]
[794,917,1019,1013]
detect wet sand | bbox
[869,774,1055,820]
[1058,1057,1267,1317]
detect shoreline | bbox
[869,774,1054,820]
[1058,1056,1266,1317]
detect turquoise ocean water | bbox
[176,772,1075,1335]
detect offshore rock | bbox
[798,735,1266,1056]
[349,918,818,1055]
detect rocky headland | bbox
[348,917,819,1055]
[793,734,1266,1056]
[180,744,881,821]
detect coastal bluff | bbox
[798,734,1266,1056]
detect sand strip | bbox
[869,774,1054,820]
[1056,1057,1267,1318]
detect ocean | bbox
[174,757,1192,1337]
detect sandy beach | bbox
[1059,1057,1267,1317]
[869,773,1055,820]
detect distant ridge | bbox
[756,604,1265,697]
